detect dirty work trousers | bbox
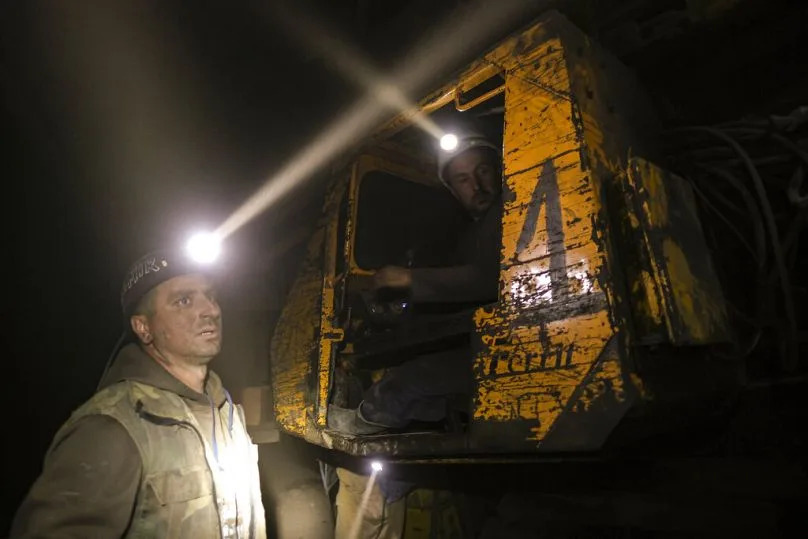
[360,348,471,428]
[335,468,406,539]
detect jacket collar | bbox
[100,343,227,407]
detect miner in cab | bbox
[327,130,502,435]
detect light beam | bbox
[216,0,541,240]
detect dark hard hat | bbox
[120,249,210,319]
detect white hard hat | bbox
[437,131,500,185]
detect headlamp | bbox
[186,232,222,264]
[440,133,459,151]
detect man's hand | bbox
[373,266,412,290]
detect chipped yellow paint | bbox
[271,225,326,435]
[625,157,730,344]
[629,372,650,400]
[476,311,610,378]
[457,12,664,447]
[639,162,669,228]
[468,20,633,442]
[371,23,565,144]
[663,239,709,342]
[639,269,664,325]
[316,218,339,427]
[315,176,352,428]
[627,161,677,339]
[573,340,625,414]
[475,310,613,439]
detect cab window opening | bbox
[329,96,506,436]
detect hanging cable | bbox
[674,126,799,371]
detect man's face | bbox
[134,273,222,366]
[444,148,501,217]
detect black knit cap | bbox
[120,248,210,319]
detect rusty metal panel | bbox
[270,223,324,436]
[468,12,656,451]
[314,179,349,428]
[622,157,731,345]
[271,179,347,437]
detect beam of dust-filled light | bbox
[265,1,442,139]
[215,0,543,240]
[347,466,382,539]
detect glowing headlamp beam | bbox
[216,0,541,240]
[267,2,442,140]
[440,133,459,151]
[186,232,222,264]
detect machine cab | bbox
[271,12,732,460]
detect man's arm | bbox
[11,415,142,538]
[393,202,502,303]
